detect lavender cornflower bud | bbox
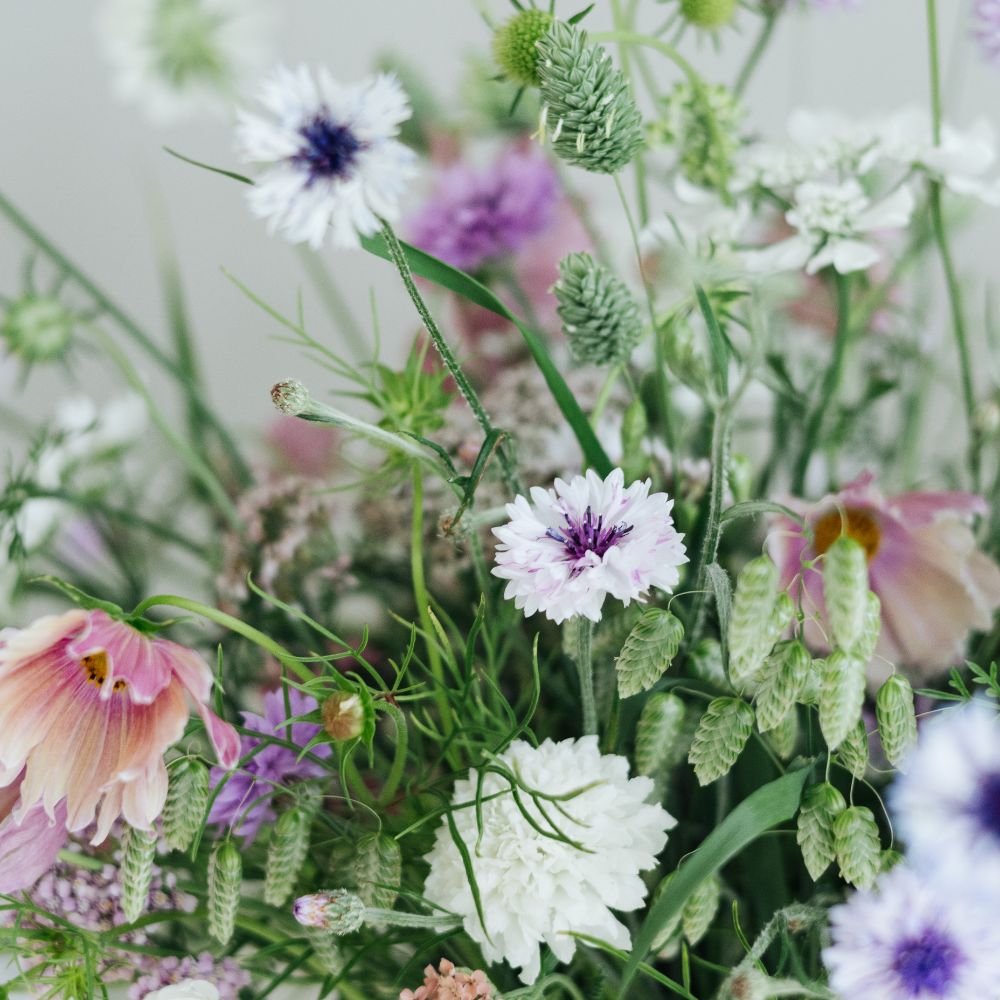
[270,378,311,416]
[293,889,366,935]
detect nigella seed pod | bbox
[120,824,158,923]
[264,806,313,907]
[270,378,311,416]
[876,674,917,769]
[293,890,366,935]
[819,650,866,751]
[833,805,881,889]
[162,758,210,853]
[555,252,643,368]
[492,8,553,86]
[536,21,644,174]
[635,692,687,777]
[823,536,870,652]
[322,691,367,742]
[208,841,243,945]
[727,555,781,690]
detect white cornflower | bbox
[823,864,1000,1000]
[144,981,220,1000]
[891,701,1000,876]
[746,180,914,275]
[492,468,687,624]
[97,0,271,123]
[422,736,675,985]
[236,65,417,249]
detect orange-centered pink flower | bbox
[0,609,239,849]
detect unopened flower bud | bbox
[680,0,737,29]
[293,889,365,935]
[1,293,75,363]
[322,691,366,742]
[271,378,311,416]
[492,8,553,86]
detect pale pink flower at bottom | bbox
[767,472,1000,683]
[399,959,494,1000]
[0,773,67,894]
[0,609,240,890]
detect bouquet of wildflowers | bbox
[4,1,1000,998]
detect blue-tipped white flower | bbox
[492,469,688,624]
[823,864,1000,1000]
[891,701,1000,875]
[237,65,417,248]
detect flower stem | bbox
[569,618,597,735]
[376,701,410,807]
[733,6,781,98]
[379,220,522,496]
[791,273,852,495]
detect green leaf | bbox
[688,697,754,785]
[695,284,729,397]
[616,608,684,698]
[620,765,812,994]
[720,500,805,526]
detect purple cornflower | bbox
[973,0,1000,64]
[208,687,330,842]
[408,147,560,272]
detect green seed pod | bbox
[688,697,755,785]
[492,8,554,86]
[823,536,870,652]
[680,0,737,28]
[796,782,846,881]
[682,874,721,946]
[355,832,402,911]
[636,692,688,777]
[833,805,881,889]
[876,674,918,769]
[819,650,866,751]
[616,607,685,698]
[727,556,780,690]
[208,840,243,945]
[855,591,882,662]
[120,825,157,923]
[555,252,643,367]
[689,637,730,690]
[162,758,209,853]
[755,640,811,733]
[265,806,313,907]
[836,719,870,781]
[537,21,644,173]
[767,704,799,760]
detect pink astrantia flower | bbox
[399,959,495,1000]
[768,472,1000,682]
[0,609,239,885]
[492,469,688,624]
[0,774,68,894]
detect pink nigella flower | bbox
[399,959,495,1000]
[973,0,1000,65]
[0,609,239,889]
[768,472,1000,682]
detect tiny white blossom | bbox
[97,0,271,123]
[422,736,675,985]
[746,180,914,275]
[237,65,417,249]
[144,980,220,1000]
[492,468,688,624]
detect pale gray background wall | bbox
[0,0,996,441]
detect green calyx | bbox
[680,0,737,29]
[492,8,554,86]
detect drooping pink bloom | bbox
[0,774,68,894]
[0,609,240,885]
[399,958,495,1000]
[768,472,1000,682]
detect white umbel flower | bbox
[492,468,688,624]
[747,180,914,275]
[237,64,417,249]
[891,701,1000,876]
[98,0,271,123]
[422,737,675,985]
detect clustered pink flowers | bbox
[400,959,494,1000]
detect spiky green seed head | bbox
[688,696,754,785]
[819,650,866,751]
[728,555,781,690]
[355,833,402,911]
[208,840,243,945]
[682,874,721,946]
[836,719,870,780]
[755,640,810,733]
[635,691,688,776]
[876,674,917,769]
[162,758,209,853]
[1,294,75,363]
[823,536,870,652]
[833,805,881,889]
[680,0,737,29]
[796,782,846,881]
[265,806,313,907]
[120,825,158,923]
[767,704,799,760]
[615,607,684,698]
[555,252,643,367]
[493,9,554,86]
[537,21,644,174]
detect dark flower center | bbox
[970,770,1000,841]
[891,926,963,997]
[547,506,633,562]
[295,113,364,182]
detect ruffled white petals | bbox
[422,737,675,985]
[492,469,688,624]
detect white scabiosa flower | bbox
[97,0,271,123]
[236,65,417,249]
[422,736,675,985]
[823,864,1000,1000]
[747,179,914,275]
[491,468,688,624]
[891,701,1000,875]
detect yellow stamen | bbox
[813,507,881,561]
[80,651,127,693]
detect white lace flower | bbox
[97,0,271,123]
[492,468,688,624]
[422,736,675,985]
[237,65,417,249]
[746,180,914,275]
[891,701,1000,877]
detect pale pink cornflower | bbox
[0,609,240,890]
[492,468,688,624]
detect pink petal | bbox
[0,789,67,893]
[198,702,241,769]
[889,490,988,526]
